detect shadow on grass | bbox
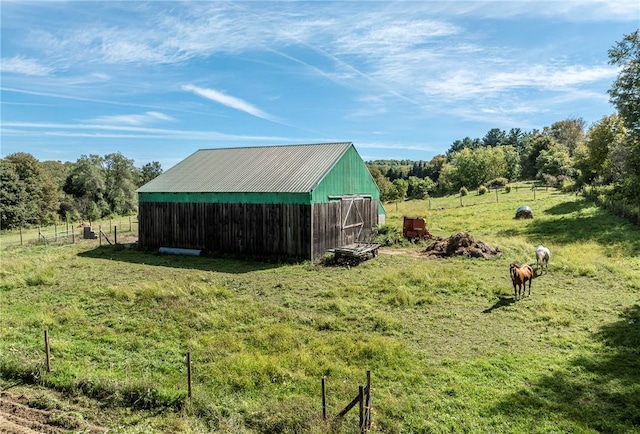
[78,245,286,274]
[524,206,640,256]
[543,200,593,216]
[482,296,515,313]
[494,304,640,432]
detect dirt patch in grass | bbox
[0,392,107,434]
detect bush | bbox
[478,186,488,195]
[369,224,407,247]
[459,187,468,197]
[561,178,578,193]
[504,185,512,193]
[487,178,509,188]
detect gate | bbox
[340,195,371,245]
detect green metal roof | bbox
[137,143,353,193]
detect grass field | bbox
[1,186,639,433]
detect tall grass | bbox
[1,189,639,433]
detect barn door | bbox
[340,195,370,245]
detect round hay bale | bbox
[515,205,533,219]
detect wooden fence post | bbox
[20,227,23,246]
[54,223,57,240]
[99,225,102,247]
[358,385,365,433]
[114,226,117,244]
[459,196,463,207]
[129,215,132,232]
[187,352,192,400]
[44,330,51,372]
[365,370,372,430]
[322,377,327,420]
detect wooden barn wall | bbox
[138,202,312,258]
[311,199,379,260]
[139,199,380,260]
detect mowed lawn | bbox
[1,187,639,433]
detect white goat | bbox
[535,245,551,273]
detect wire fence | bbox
[582,187,640,226]
[0,215,139,250]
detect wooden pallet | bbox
[329,243,380,259]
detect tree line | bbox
[0,152,162,229]
[368,30,640,218]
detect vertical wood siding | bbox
[139,199,379,260]
[139,202,311,258]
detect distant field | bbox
[1,187,639,433]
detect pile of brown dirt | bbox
[424,231,502,259]
[0,391,107,434]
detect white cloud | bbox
[1,121,288,142]
[0,56,54,76]
[86,111,175,126]
[421,64,618,101]
[441,0,640,21]
[91,72,111,81]
[182,84,276,121]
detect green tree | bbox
[369,166,396,202]
[407,176,435,200]
[0,159,28,229]
[447,137,481,157]
[608,30,640,134]
[449,147,509,190]
[521,133,554,180]
[502,145,522,181]
[425,155,446,183]
[608,30,640,200]
[482,128,507,147]
[4,153,58,225]
[391,178,408,202]
[436,162,459,194]
[139,161,163,186]
[544,118,586,156]
[504,128,529,155]
[535,145,574,180]
[576,114,627,184]
[481,146,508,181]
[64,155,107,218]
[104,153,140,215]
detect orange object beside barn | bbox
[403,216,433,240]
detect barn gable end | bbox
[137,143,384,260]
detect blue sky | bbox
[1,1,638,169]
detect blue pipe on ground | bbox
[159,247,202,256]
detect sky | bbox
[1,1,638,170]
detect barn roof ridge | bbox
[195,142,353,152]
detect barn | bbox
[137,142,384,260]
